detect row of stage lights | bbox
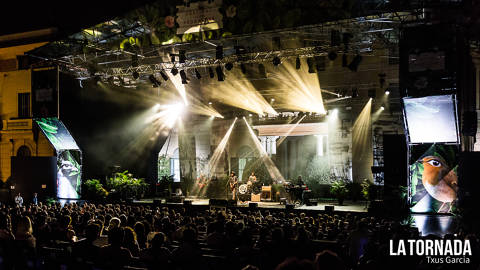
[135,44,366,87]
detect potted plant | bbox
[330,180,349,205]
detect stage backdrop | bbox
[35,118,82,199]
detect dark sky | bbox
[0,0,158,37]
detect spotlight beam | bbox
[206,118,238,177]
[243,117,285,183]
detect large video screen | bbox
[403,95,458,143]
[410,144,458,213]
[57,150,82,199]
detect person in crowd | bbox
[32,192,38,205]
[14,193,23,207]
[99,227,133,268]
[139,232,171,269]
[123,226,140,257]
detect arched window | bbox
[17,145,31,157]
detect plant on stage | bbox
[106,171,148,200]
[361,179,371,201]
[84,179,108,201]
[158,155,171,180]
[330,180,349,205]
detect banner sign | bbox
[176,0,223,34]
[32,67,58,118]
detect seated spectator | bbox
[99,227,133,268]
[139,232,171,269]
[73,223,101,263]
[123,226,140,257]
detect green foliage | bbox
[84,179,109,201]
[361,179,371,200]
[303,156,331,198]
[106,171,149,200]
[330,180,349,199]
[44,197,57,206]
[158,155,171,179]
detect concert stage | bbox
[133,198,368,213]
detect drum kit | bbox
[238,180,261,201]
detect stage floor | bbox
[134,198,368,212]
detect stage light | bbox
[328,51,337,61]
[352,88,358,98]
[216,46,223,60]
[307,58,315,73]
[249,113,252,117]
[258,64,266,78]
[296,57,301,69]
[378,73,386,88]
[385,90,390,95]
[225,62,233,71]
[149,74,161,87]
[240,63,247,74]
[179,50,186,63]
[242,116,245,119]
[271,98,275,102]
[209,67,214,78]
[342,54,347,67]
[208,101,212,105]
[132,71,139,80]
[160,70,169,81]
[272,56,281,66]
[348,54,362,72]
[380,106,385,110]
[180,70,188,84]
[171,67,178,76]
[194,68,201,79]
[216,66,224,81]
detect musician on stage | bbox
[296,175,307,205]
[229,171,238,200]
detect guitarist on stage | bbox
[229,171,238,200]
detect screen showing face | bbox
[410,144,458,213]
[403,95,458,143]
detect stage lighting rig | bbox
[195,68,201,79]
[209,67,215,78]
[240,63,247,74]
[272,56,282,66]
[180,70,188,84]
[179,50,186,63]
[216,46,223,60]
[149,74,161,87]
[348,54,362,72]
[307,58,315,73]
[171,67,178,76]
[132,71,140,80]
[160,70,169,81]
[216,66,224,81]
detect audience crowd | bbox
[0,201,477,270]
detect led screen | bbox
[410,144,457,213]
[35,118,82,199]
[403,95,458,143]
[57,150,82,199]
[35,118,80,150]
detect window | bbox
[171,148,180,182]
[18,93,30,118]
[17,145,31,157]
